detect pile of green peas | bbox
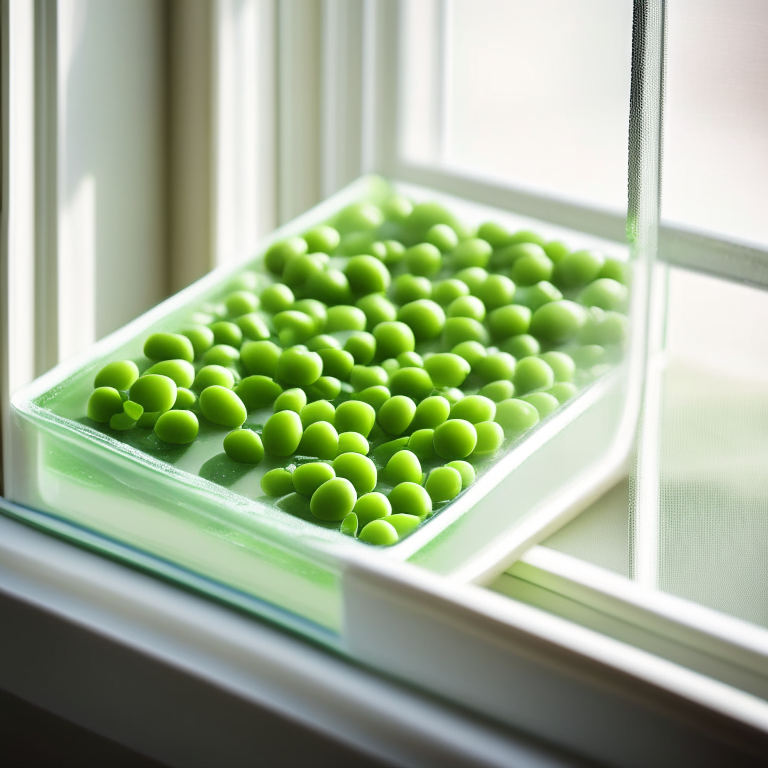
[85,194,629,547]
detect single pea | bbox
[182,325,215,358]
[548,382,578,403]
[356,294,397,328]
[391,274,432,305]
[473,421,505,456]
[408,428,438,460]
[515,281,563,312]
[410,395,451,431]
[305,269,352,305]
[275,347,323,387]
[423,353,470,389]
[282,254,327,289]
[144,332,194,363]
[381,358,400,377]
[325,305,367,333]
[443,317,489,347]
[293,299,328,332]
[210,320,243,348]
[555,249,605,288]
[397,299,446,342]
[94,360,139,391]
[386,450,422,485]
[501,334,540,359]
[307,334,340,352]
[388,482,432,518]
[145,359,195,389]
[87,387,125,423]
[454,267,488,294]
[331,452,378,496]
[344,332,376,364]
[425,466,463,503]
[475,274,515,311]
[446,460,475,488]
[478,380,515,402]
[130,374,178,413]
[310,477,357,522]
[264,237,308,275]
[308,375,342,401]
[382,195,413,223]
[373,321,415,360]
[350,364,388,391]
[508,229,546,247]
[338,431,370,455]
[154,410,199,444]
[110,411,137,431]
[521,392,560,418]
[578,278,628,312]
[382,240,406,267]
[447,295,486,322]
[539,351,575,382]
[451,341,487,370]
[355,385,391,411]
[262,409,303,455]
[397,351,423,368]
[261,467,295,497]
[513,357,555,395]
[433,278,470,306]
[345,255,391,296]
[433,419,477,459]
[203,344,240,367]
[199,385,247,428]
[387,514,421,537]
[488,304,532,340]
[260,283,294,315]
[173,388,197,410]
[477,221,512,249]
[426,223,459,252]
[389,367,433,401]
[304,224,340,253]
[404,243,442,277]
[301,399,335,427]
[494,398,540,433]
[318,348,355,380]
[273,310,316,345]
[223,428,265,463]
[136,411,161,429]
[274,387,308,413]
[335,202,383,233]
[236,313,271,341]
[452,238,492,269]
[341,512,358,538]
[475,352,516,384]
[194,365,235,392]
[359,519,399,546]
[298,421,339,460]
[530,300,587,343]
[450,395,496,424]
[293,462,336,497]
[598,257,629,284]
[334,400,376,437]
[122,400,144,421]
[512,249,554,287]
[543,240,570,263]
[377,395,416,436]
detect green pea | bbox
[513,357,555,394]
[403,201,466,243]
[578,278,628,312]
[386,514,421,537]
[377,395,416,436]
[344,332,376,364]
[130,374,178,413]
[508,229,546,247]
[334,400,376,437]
[386,450,422,485]
[454,267,488,294]
[404,243,442,277]
[373,321,415,360]
[121,400,144,421]
[433,278,470,306]
[473,421,505,456]
[501,334,540,359]
[422,353,469,389]
[275,348,323,387]
[305,269,352,305]
[530,300,587,344]
[515,281,563,312]
[446,460,475,488]
[331,453,377,497]
[391,274,432,305]
[447,295,485,322]
[388,482,432,518]
[223,428,265,463]
[144,332,194,363]
[182,325,215,358]
[450,395,496,424]
[511,247,554,287]
[225,290,259,317]
[110,411,137,431]
[477,221,512,248]
[350,365,388,391]
[260,283,294,314]
[426,223,458,252]
[199,385,247,428]
[274,310,316,345]
[494,398,540,433]
[308,375,342,401]
[298,421,339,459]
[338,431,370,455]
[521,392,560,418]
[304,225,340,253]
[375,437,412,462]
[293,462,336,497]
[555,249,605,288]
[397,351,423,369]
[487,305,531,340]
[306,334,339,352]
[341,512,358,538]
[355,385,391,411]
[389,367,433,401]
[359,519,399,546]
[356,294,397,328]
[425,466,463,502]
[443,317,489,347]
[381,358,400,376]
[570,345,606,369]
[94,360,140,390]
[317,348,354,380]
[382,240,406,267]
[452,238,492,269]
[591,310,629,346]
[543,240,570,263]
[261,467,295,497]
[154,410,199,444]
[209,320,243,348]
[293,299,328,331]
[300,399,335,427]
[493,242,541,269]
[475,274,515,311]
[598,257,629,284]
[383,195,413,223]
[202,344,240,367]
[310,477,357,521]
[283,254,327,289]
[478,380,515,402]
[410,395,451,431]
[433,419,477,459]
[173,388,197,410]
[335,202,383,234]
[475,352,516,384]
[145,359,195,389]
[274,387,307,413]
[325,305,367,333]
[397,299,446,342]
[236,313,271,341]
[87,387,125,423]
[264,237,308,275]
[408,429,438,460]
[194,365,235,392]
[234,375,282,410]
[451,341,487,370]
[262,409,303,455]
[345,255,391,296]
[548,382,578,403]
[538,351,575,382]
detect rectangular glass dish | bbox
[8,176,646,637]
